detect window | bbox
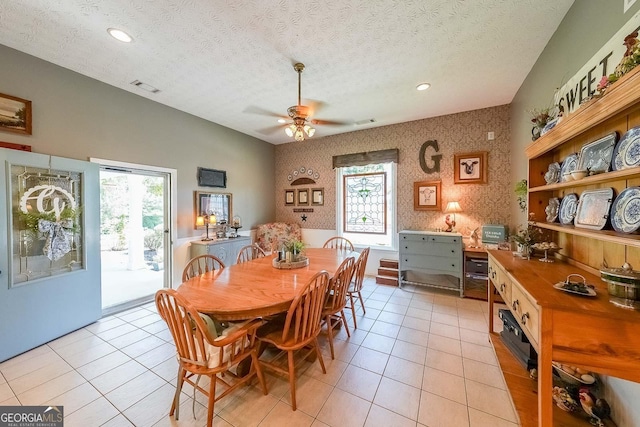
[337,162,396,249]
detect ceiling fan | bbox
[249,62,347,141]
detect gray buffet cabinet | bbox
[398,230,463,296]
[189,236,251,266]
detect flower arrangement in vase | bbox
[510,224,541,260]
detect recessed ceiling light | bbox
[278,118,286,123]
[416,83,431,91]
[107,28,133,43]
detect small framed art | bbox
[297,189,309,206]
[413,180,441,211]
[311,188,324,205]
[454,151,488,184]
[285,190,295,206]
[0,92,32,135]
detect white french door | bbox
[0,149,101,362]
[94,159,174,315]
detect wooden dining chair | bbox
[236,243,267,264]
[323,236,355,251]
[155,289,267,427]
[257,271,330,411]
[182,254,225,282]
[346,247,370,329]
[322,256,355,359]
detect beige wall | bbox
[0,44,276,239]
[510,1,640,424]
[275,104,511,237]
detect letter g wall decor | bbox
[419,140,442,173]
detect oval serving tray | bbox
[574,188,614,230]
[553,282,597,297]
[272,256,309,269]
[559,193,579,225]
[612,126,640,171]
[611,186,640,233]
[576,132,618,175]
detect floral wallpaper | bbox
[274,104,511,236]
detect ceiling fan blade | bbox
[256,124,286,135]
[304,99,327,117]
[244,105,284,118]
[311,118,351,126]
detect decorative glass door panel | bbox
[0,150,100,362]
[10,164,85,286]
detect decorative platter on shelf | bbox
[574,187,614,230]
[545,197,560,222]
[559,193,579,225]
[612,126,640,171]
[559,153,579,182]
[544,162,561,184]
[611,186,640,233]
[576,132,618,175]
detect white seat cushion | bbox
[202,320,252,368]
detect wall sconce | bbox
[444,201,462,232]
[196,214,217,241]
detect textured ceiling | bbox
[0,0,574,144]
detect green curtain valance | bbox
[332,148,398,168]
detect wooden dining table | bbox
[176,247,359,321]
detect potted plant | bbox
[286,239,305,261]
[528,107,554,140]
[510,225,540,259]
[515,179,528,213]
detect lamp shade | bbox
[444,201,462,213]
[196,216,205,226]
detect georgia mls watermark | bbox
[0,406,63,427]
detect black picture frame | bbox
[197,167,227,188]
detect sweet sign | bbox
[555,9,640,114]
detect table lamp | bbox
[196,214,214,241]
[444,201,462,232]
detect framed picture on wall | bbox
[0,92,32,135]
[297,189,309,206]
[311,188,324,205]
[413,180,441,211]
[454,151,488,184]
[285,190,295,206]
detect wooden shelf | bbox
[491,333,604,427]
[526,66,640,160]
[529,168,640,192]
[529,221,640,248]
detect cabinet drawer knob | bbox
[451,250,454,253]
[500,283,505,292]
[521,312,530,325]
[512,299,519,311]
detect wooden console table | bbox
[487,250,639,426]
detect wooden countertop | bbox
[488,250,640,323]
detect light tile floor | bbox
[0,278,517,427]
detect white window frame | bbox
[336,162,397,251]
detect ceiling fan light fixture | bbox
[304,125,315,137]
[285,125,295,137]
[294,127,305,141]
[416,82,431,91]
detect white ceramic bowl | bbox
[562,172,574,182]
[571,169,588,180]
